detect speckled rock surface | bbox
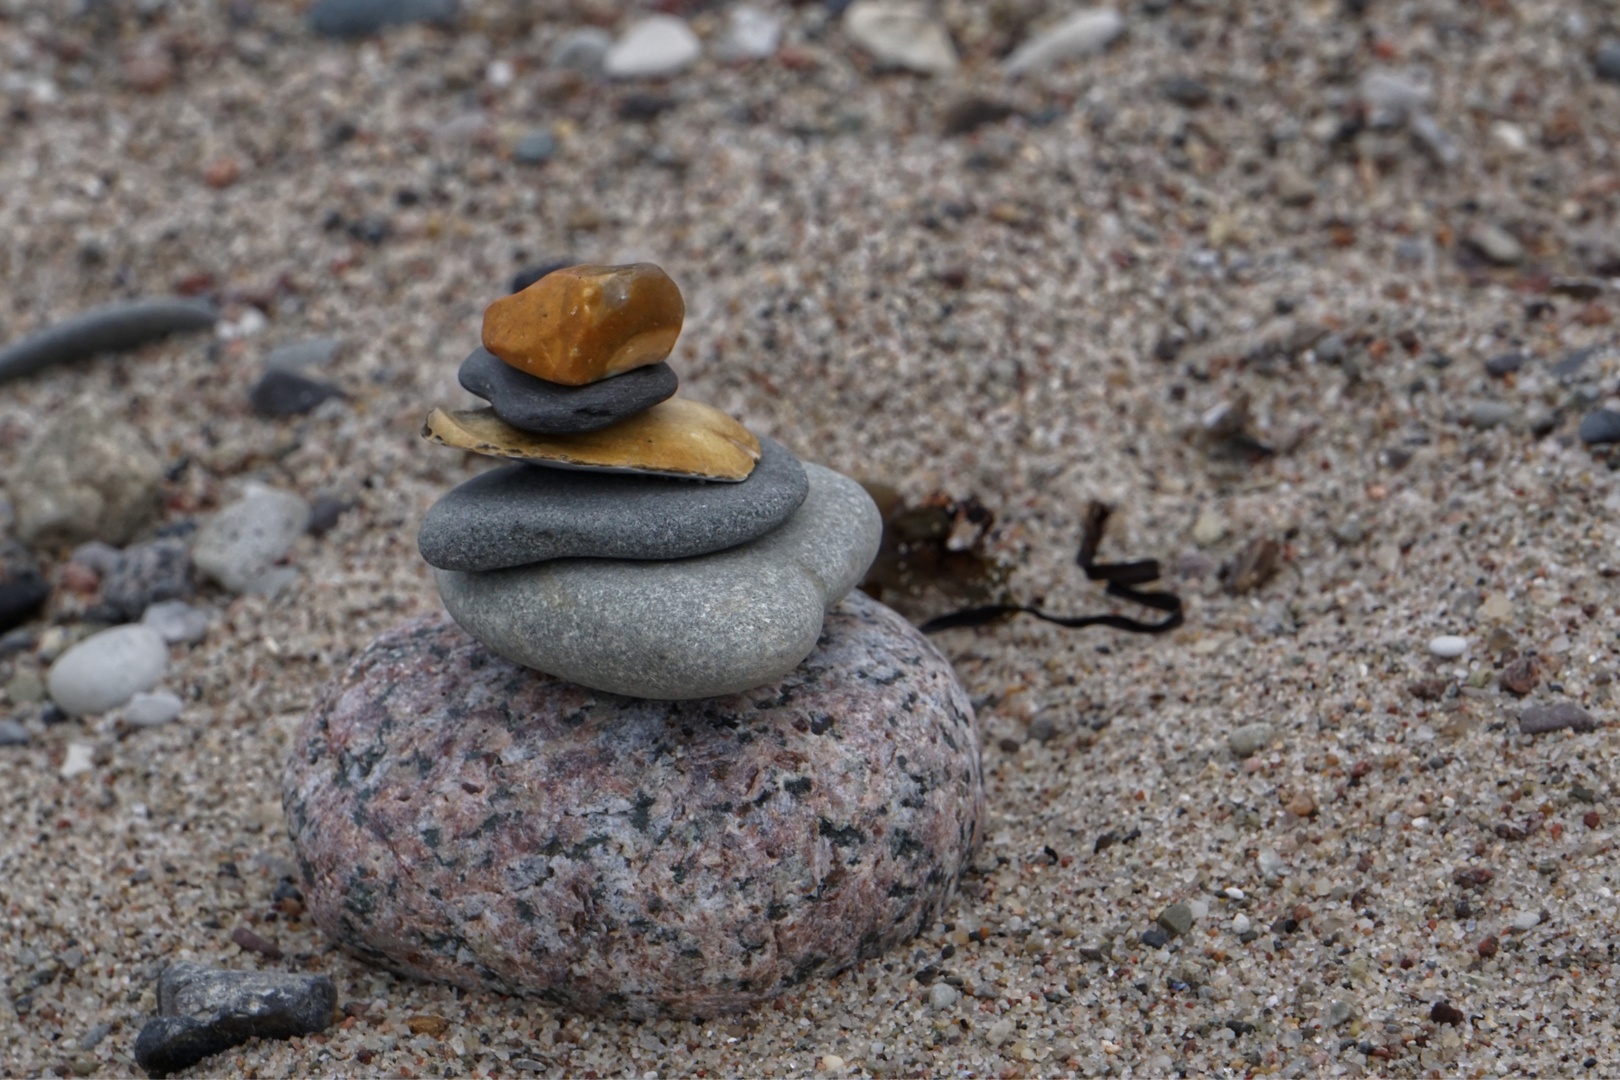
[282,591,981,1019]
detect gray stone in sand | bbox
[435,464,881,699]
[0,298,216,384]
[282,591,982,1018]
[193,487,311,595]
[308,0,457,38]
[134,962,335,1078]
[419,437,808,571]
[458,347,678,434]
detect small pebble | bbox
[1161,75,1212,107]
[1003,7,1123,75]
[1229,722,1274,758]
[125,690,184,727]
[1326,1000,1355,1027]
[0,718,29,746]
[1468,402,1517,429]
[512,129,556,165]
[603,16,702,79]
[843,0,958,76]
[193,487,311,595]
[142,601,211,645]
[0,298,217,384]
[1595,42,1620,83]
[1231,914,1251,934]
[1519,703,1596,736]
[1484,351,1526,377]
[549,28,612,74]
[1428,635,1468,659]
[1511,910,1540,931]
[264,338,342,374]
[48,625,168,716]
[1468,223,1524,266]
[307,0,457,38]
[1157,903,1194,938]
[250,369,343,417]
[715,6,782,62]
[927,982,960,1010]
[1578,409,1620,446]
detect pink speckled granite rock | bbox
[281,590,982,1019]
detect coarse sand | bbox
[2,0,1620,1076]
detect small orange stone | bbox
[481,263,685,386]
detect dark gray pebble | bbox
[307,496,354,537]
[418,437,808,571]
[0,544,48,635]
[0,298,216,384]
[1597,42,1620,83]
[1140,928,1170,948]
[1519,703,1597,736]
[93,539,195,623]
[0,718,28,746]
[510,258,574,295]
[133,962,335,1078]
[1484,351,1525,377]
[1578,409,1620,445]
[1161,75,1212,107]
[308,0,457,38]
[458,347,677,434]
[250,370,344,417]
[513,129,557,165]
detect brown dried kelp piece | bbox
[917,502,1183,635]
[858,484,1006,620]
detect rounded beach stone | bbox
[47,624,168,716]
[434,463,881,698]
[418,438,808,572]
[458,347,678,435]
[281,591,982,1018]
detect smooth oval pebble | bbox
[423,398,761,482]
[0,298,217,383]
[1578,409,1620,446]
[124,690,184,727]
[603,15,703,79]
[142,600,211,645]
[418,437,807,571]
[435,463,881,698]
[458,347,677,435]
[308,0,457,38]
[48,625,168,716]
[1428,635,1468,659]
[282,591,982,1017]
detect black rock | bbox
[1596,42,1620,83]
[510,258,575,295]
[1140,928,1169,949]
[133,962,336,1078]
[1161,75,1212,107]
[457,347,678,435]
[250,370,344,418]
[1578,409,1620,445]
[307,0,457,38]
[1484,351,1525,377]
[0,298,217,384]
[941,96,1018,136]
[95,539,195,622]
[1553,346,1598,380]
[306,496,354,537]
[0,543,48,635]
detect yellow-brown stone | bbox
[423,398,761,482]
[481,263,685,386]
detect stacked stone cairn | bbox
[283,264,984,1018]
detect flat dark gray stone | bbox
[308,0,457,38]
[133,962,335,1077]
[418,437,808,571]
[458,347,678,434]
[0,298,216,384]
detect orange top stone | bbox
[422,397,761,482]
[481,263,685,386]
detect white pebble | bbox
[1189,899,1210,920]
[1428,635,1468,659]
[60,741,95,778]
[124,690,184,728]
[1232,914,1251,934]
[48,625,168,716]
[193,485,310,595]
[604,16,701,79]
[142,600,211,645]
[1511,910,1540,931]
[928,981,960,1010]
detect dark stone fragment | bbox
[1429,1000,1465,1026]
[0,718,28,746]
[1596,42,1620,83]
[1406,678,1447,702]
[1452,867,1493,889]
[457,347,678,435]
[230,926,283,960]
[1578,409,1620,445]
[1484,352,1525,377]
[134,962,335,1077]
[0,570,48,635]
[95,539,194,622]
[250,369,343,417]
[306,497,353,537]
[1078,946,1104,962]
[1554,346,1598,379]
[1519,702,1597,736]
[1161,75,1212,107]
[510,258,575,295]
[346,215,391,245]
[1140,928,1169,949]
[1238,929,1259,944]
[619,94,676,121]
[308,0,458,38]
[0,298,217,384]
[1497,657,1538,697]
[1225,1020,1256,1036]
[941,97,1018,136]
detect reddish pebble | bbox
[1477,935,1499,958]
[1585,811,1602,829]
[205,158,242,189]
[60,562,99,595]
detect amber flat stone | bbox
[423,398,761,482]
[481,263,685,386]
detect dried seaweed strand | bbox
[918,501,1183,635]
